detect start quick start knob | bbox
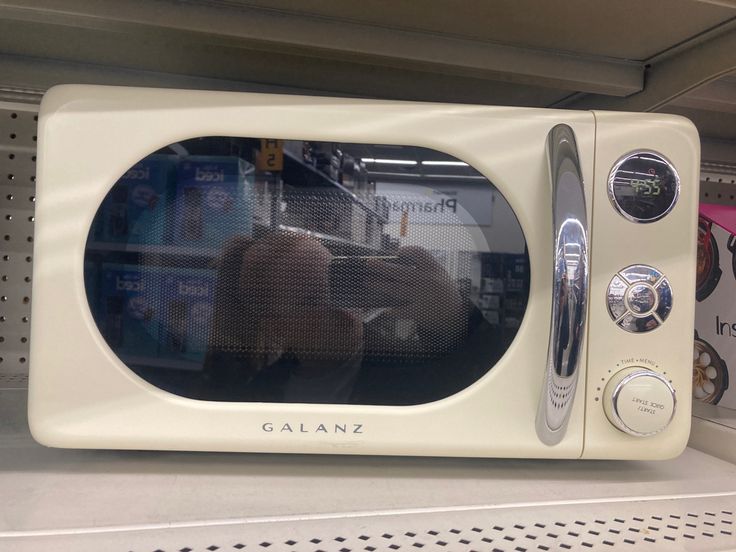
[603,368,676,437]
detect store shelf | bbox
[1,388,735,551]
[0,3,733,548]
[690,402,736,464]
[694,401,736,432]
[278,225,382,254]
[283,150,389,224]
[85,241,221,258]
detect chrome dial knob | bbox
[603,368,676,437]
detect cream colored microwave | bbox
[29,85,699,459]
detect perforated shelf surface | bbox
[1,389,735,552]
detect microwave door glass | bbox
[83,137,530,406]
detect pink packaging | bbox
[694,203,736,408]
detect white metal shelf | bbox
[1,389,736,551]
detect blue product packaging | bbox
[172,156,254,248]
[155,267,216,367]
[83,259,100,319]
[98,264,161,360]
[99,155,175,245]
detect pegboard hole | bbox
[9,112,16,119]
[31,155,36,162]
[4,215,10,221]
[3,235,9,241]
[0,336,4,343]
[7,154,13,160]
[21,316,28,323]
[20,337,27,343]
[22,296,29,304]
[32,135,37,142]
[24,276,30,282]
[29,196,35,202]
[1,276,6,281]
[18,357,26,364]
[26,236,32,242]
[6,174,13,180]
[0,316,6,322]
[2,255,9,261]
[25,256,31,262]
[5,194,12,201]
[28,216,34,222]
[9,133,15,139]
[0,296,6,302]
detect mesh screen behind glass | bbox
[84,137,529,405]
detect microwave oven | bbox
[29,85,699,459]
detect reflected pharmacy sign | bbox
[376,182,493,226]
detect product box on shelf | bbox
[154,267,216,367]
[694,203,736,409]
[172,156,254,248]
[97,263,161,360]
[92,155,176,245]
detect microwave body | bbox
[29,85,699,459]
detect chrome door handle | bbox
[536,124,589,446]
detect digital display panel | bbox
[609,152,678,223]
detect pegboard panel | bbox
[700,161,736,206]
[0,102,37,381]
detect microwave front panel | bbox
[82,137,529,407]
[30,85,596,457]
[581,112,699,459]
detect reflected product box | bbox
[172,156,254,247]
[98,264,161,360]
[155,267,216,367]
[93,155,175,245]
[694,205,736,409]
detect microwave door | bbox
[536,124,589,446]
[33,85,607,458]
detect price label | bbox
[256,139,284,172]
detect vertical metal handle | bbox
[536,124,589,446]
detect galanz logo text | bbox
[261,422,364,434]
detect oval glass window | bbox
[84,137,529,405]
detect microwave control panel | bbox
[584,112,698,459]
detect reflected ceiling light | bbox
[421,160,469,166]
[361,158,417,165]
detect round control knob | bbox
[606,265,673,333]
[603,368,676,437]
